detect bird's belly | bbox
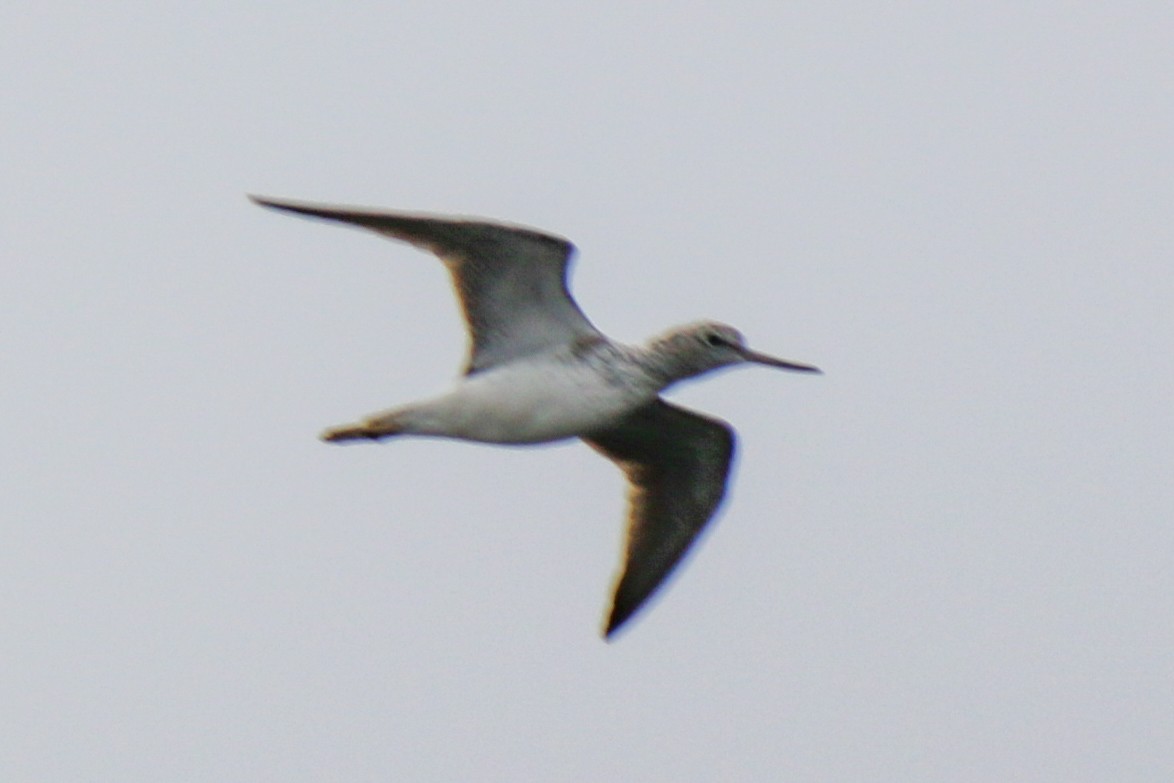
[438,362,652,444]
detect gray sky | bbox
[5,4,1173,781]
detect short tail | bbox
[320,416,404,443]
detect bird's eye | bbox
[704,332,726,348]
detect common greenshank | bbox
[252,195,820,638]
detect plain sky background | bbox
[4,4,1173,781]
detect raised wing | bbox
[583,399,736,638]
[250,195,600,373]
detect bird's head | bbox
[648,321,821,386]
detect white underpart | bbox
[382,352,657,444]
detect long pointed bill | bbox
[740,348,822,373]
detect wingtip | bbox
[602,601,635,641]
[248,194,299,215]
[247,193,296,212]
[248,194,354,225]
[245,194,386,225]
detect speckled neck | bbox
[631,332,714,390]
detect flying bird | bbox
[251,195,820,638]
